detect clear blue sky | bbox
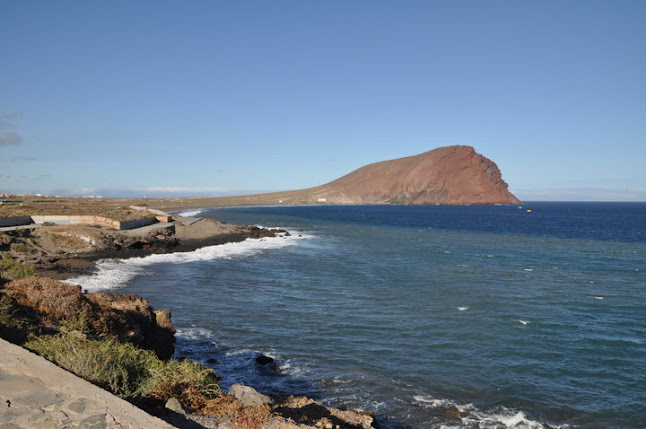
[2,1,645,201]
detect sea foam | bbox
[64,231,305,292]
[176,208,204,217]
[413,395,567,428]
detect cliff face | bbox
[303,145,520,205]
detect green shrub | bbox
[0,294,32,343]
[25,333,221,407]
[10,243,30,253]
[0,253,37,279]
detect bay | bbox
[73,203,646,428]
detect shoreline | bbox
[0,212,379,428]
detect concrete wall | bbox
[119,217,157,230]
[29,215,158,230]
[0,216,33,227]
[130,206,172,223]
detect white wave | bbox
[523,268,534,272]
[457,306,470,311]
[175,326,214,341]
[413,396,569,428]
[464,408,555,428]
[594,296,604,300]
[413,395,455,408]
[176,209,204,217]
[518,320,530,325]
[64,233,304,292]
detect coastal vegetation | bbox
[0,253,37,279]
[24,332,221,408]
[0,226,221,412]
[0,270,219,412]
[0,199,157,222]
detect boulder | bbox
[165,397,186,415]
[229,384,273,407]
[255,353,280,372]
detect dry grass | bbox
[25,333,221,408]
[0,253,37,279]
[0,198,158,221]
[200,394,272,429]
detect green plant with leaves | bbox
[10,243,30,253]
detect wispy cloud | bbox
[0,111,23,146]
[511,187,646,202]
[10,156,38,162]
[0,112,23,129]
[0,132,22,146]
[139,186,232,194]
[56,186,237,198]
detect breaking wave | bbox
[413,395,569,429]
[175,209,204,217]
[64,231,305,292]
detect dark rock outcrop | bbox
[1,277,175,359]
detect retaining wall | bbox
[0,216,33,228]
[130,206,172,222]
[27,215,158,230]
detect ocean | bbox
[68,202,646,428]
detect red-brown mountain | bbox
[215,145,520,206]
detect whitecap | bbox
[523,268,534,272]
[175,326,214,341]
[518,320,530,325]
[594,296,604,300]
[457,306,470,311]
[412,395,455,408]
[463,408,551,429]
[64,232,305,292]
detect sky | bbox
[1,1,645,201]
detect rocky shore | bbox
[0,214,378,429]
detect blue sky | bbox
[1,1,645,201]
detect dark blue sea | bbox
[69,203,646,428]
